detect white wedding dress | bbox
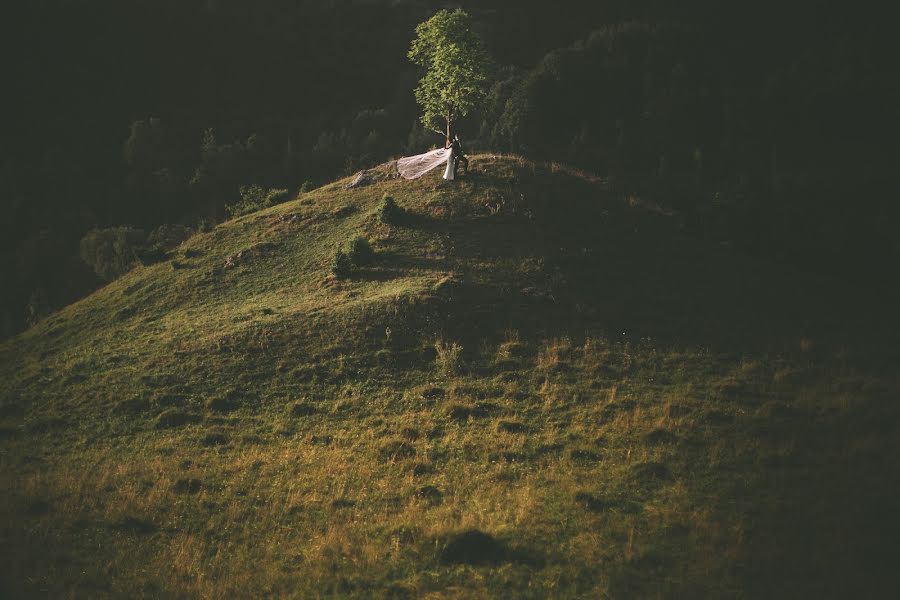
[442,150,455,181]
[397,147,454,181]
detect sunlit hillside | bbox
[1,156,897,598]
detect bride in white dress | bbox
[442,147,455,181]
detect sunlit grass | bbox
[1,156,897,598]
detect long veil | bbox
[397,148,451,180]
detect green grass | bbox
[1,156,898,598]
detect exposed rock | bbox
[345,171,373,189]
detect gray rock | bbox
[345,171,373,189]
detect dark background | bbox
[1,0,897,337]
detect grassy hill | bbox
[1,155,898,598]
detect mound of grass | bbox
[1,155,898,598]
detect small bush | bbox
[147,224,193,250]
[225,184,289,218]
[299,180,313,193]
[434,339,463,376]
[332,248,353,279]
[347,236,375,266]
[79,227,146,281]
[378,194,404,225]
[135,244,168,266]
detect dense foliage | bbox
[478,22,900,276]
[79,227,146,282]
[225,185,290,219]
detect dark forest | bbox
[2,0,897,336]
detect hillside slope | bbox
[1,156,898,598]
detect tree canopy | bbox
[408,9,492,143]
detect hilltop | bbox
[1,156,898,598]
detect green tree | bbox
[408,9,492,144]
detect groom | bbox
[445,134,469,178]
